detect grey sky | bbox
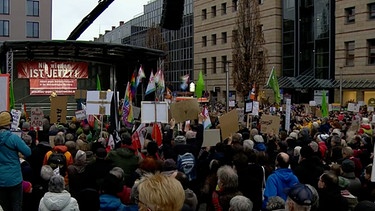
[52,0,149,41]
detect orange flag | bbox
[152,123,162,146]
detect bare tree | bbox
[232,0,268,99]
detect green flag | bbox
[96,74,101,91]
[321,90,328,117]
[195,71,205,98]
[9,80,15,110]
[267,67,281,104]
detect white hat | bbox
[289,132,298,140]
[331,128,341,137]
[253,135,264,143]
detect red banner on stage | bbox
[29,79,77,95]
[17,61,88,79]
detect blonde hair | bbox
[138,173,185,211]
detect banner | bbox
[29,79,77,95]
[17,61,88,79]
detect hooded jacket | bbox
[262,168,299,209]
[39,190,79,211]
[0,129,31,187]
[99,194,138,211]
[43,145,74,185]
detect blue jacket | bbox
[0,129,31,187]
[99,194,138,211]
[262,168,299,209]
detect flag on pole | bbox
[266,67,281,104]
[321,90,328,117]
[195,70,205,98]
[122,82,134,126]
[249,83,256,100]
[130,72,137,98]
[202,106,212,130]
[145,71,156,95]
[136,65,146,88]
[9,80,15,110]
[155,69,165,93]
[96,74,101,91]
[151,123,162,146]
[180,74,189,90]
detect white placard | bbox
[285,99,291,133]
[358,101,365,106]
[368,106,374,112]
[30,107,44,130]
[347,103,359,112]
[75,110,86,121]
[229,101,236,107]
[141,101,169,123]
[309,101,317,106]
[10,109,21,131]
[86,91,113,115]
[202,129,221,147]
[245,101,253,113]
[252,101,259,116]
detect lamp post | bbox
[225,61,231,113]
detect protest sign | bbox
[219,109,239,140]
[260,114,280,135]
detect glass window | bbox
[0,20,9,36]
[221,32,227,44]
[26,21,39,38]
[368,39,375,65]
[202,36,207,47]
[345,41,355,66]
[27,0,39,16]
[202,58,207,74]
[221,56,227,73]
[211,34,216,45]
[202,9,207,20]
[345,7,355,23]
[259,0,264,5]
[211,6,216,17]
[0,0,9,14]
[211,57,216,74]
[368,3,375,19]
[221,3,227,15]
[232,0,238,12]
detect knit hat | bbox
[331,128,341,137]
[289,132,298,140]
[40,165,54,181]
[95,147,107,159]
[362,118,370,124]
[286,183,314,206]
[22,181,32,193]
[341,159,355,178]
[0,111,12,127]
[174,135,186,145]
[317,134,329,142]
[75,150,86,165]
[163,159,177,171]
[253,135,264,143]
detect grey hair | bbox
[54,133,65,146]
[229,195,253,211]
[48,175,65,193]
[217,165,238,189]
[266,196,285,210]
[110,167,125,180]
[243,139,254,151]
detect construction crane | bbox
[67,0,114,40]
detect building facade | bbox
[0,0,52,41]
[96,0,194,94]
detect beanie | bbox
[22,181,32,193]
[0,111,12,127]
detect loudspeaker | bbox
[160,0,185,30]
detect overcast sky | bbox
[52,0,149,41]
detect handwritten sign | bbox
[30,107,44,130]
[50,96,67,124]
[260,114,280,135]
[10,109,21,131]
[75,110,86,121]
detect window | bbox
[259,0,264,5]
[0,0,9,14]
[211,6,216,17]
[202,9,207,20]
[26,21,39,38]
[345,7,355,23]
[368,39,375,65]
[211,57,217,74]
[221,56,227,73]
[27,0,39,16]
[202,36,207,47]
[233,0,238,12]
[257,24,263,33]
[202,58,207,74]
[368,3,375,19]
[221,3,227,15]
[0,20,9,37]
[211,34,216,45]
[345,41,355,66]
[221,32,227,44]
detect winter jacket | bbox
[39,190,79,211]
[262,168,299,209]
[43,145,74,185]
[100,194,138,211]
[0,129,31,187]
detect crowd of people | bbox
[1,102,375,211]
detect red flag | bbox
[151,123,162,146]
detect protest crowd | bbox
[2,101,375,211]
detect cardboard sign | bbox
[75,110,86,121]
[74,89,87,99]
[50,96,67,124]
[260,115,280,135]
[316,109,322,118]
[86,91,113,115]
[141,101,169,123]
[202,129,221,147]
[10,109,21,131]
[170,99,200,123]
[219,109,239,140]
[30,107,44,130]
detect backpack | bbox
[177,152,196,181]
[47,150,67,176]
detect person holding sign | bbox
[0,111,32,211]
